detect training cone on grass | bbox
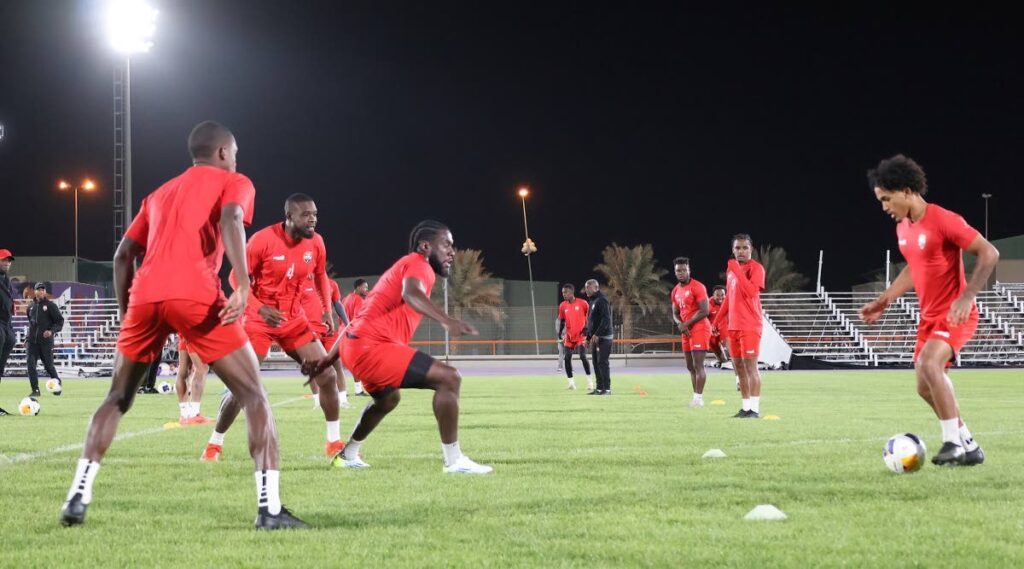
[702,449,727,459]
[762,415,781,420]
[633,385,648,396]
[163,421,183,430]
[710,399,726,406]
[744,504,787,521]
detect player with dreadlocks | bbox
[303,220,494,474]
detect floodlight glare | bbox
[106,0,158,54]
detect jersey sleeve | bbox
[939,208,981,250]
[670,287,679,310]
[124,197,150,248]
[222,173,256,226]
[314,237,331,312]
[243,232,266,311]
[330,279,342,303]
[403,257,435,290]
[695,282,709,303]
[557,302,567,321]
[751,262,766,291]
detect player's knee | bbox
[376,390,401,412]
[106,387,136,414]
[317,366,338,388]
[441,367,462,392]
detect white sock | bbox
[209,431,225,446]
[442,441,463,466]
[192,402,201,416]
[326,420,341,443]
[67,459,100,504]
[940,418,961,444]
[355,382,365,394]
[179,402,190,418]
[343,439,363,460]
[750,396,760,413]
[742,398,751,411]
[313,392,320,408]
[339,390,349,405]
[959,424,978,451]
[568,378,576,388]
[692,393,703,402]
[255,470,281,515]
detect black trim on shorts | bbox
[400,350,436,389]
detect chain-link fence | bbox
[411,304,687,357]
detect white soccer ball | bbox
[156,381,175,394]
[884,433,927,473]
[19,397,41,416]
[46,378,62,394]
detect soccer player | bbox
[859,155,998,466]
[175,335,211,425]
[303,220,493,474]
[671,258,710,408]
[301,274,351,408]
[60,121,305,529]
[712,234,765,418]
[706,286,729,367]
[341,278,369,396]
[557,283,592,391]
[203,194,342,462]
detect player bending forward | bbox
[860,155,998,466]
[304,220,493,474]
[61,121,304,529]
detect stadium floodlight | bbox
[517,186,541,355]
[59,179,98,282]
[105,0,158,54]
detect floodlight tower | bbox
[106,0,157,253]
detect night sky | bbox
[2,1,1021,294]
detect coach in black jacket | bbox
[26,282,64,396]
[583,279,614,395]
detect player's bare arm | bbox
[113,236,144,319]
[859,265,914,324]
[402,276,477,337]
[218,203,251,325]
[948,235,1000,326]
[333,299,350,327]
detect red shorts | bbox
[118,300,248,364]
[727,330,761,359]
[341,334,434,394]
[708,333,723,354]
[178,335,190,353]
[319,331,341,353]
[563,334,586,350]
[914,311,978,365]
[680,323,711,352]
[244,312,315,359]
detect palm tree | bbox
[593,243,670,341]
[431,249,504,324]
[754,244,809,292]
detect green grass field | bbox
[1,369,1022,567]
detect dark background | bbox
[1,1,1021,294]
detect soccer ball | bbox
[19,397,41,416]
[884,433,927,473]
[156,381,175,394]
[46,378,62,394]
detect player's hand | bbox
[858,296,889,325]
[43,330,52,338]
[727,258,740,272]
[678,322,690,336]
[301,356,329,377]
[219,287,249,325]
[711,324,719,336]
[322,313,337,335]
[258,305,286,327]
[443,317,478,337]
[947,294,974,326]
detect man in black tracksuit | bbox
[26,282,64,397]
[0,249,16,415]
[583,279,614,395]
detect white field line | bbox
[0,395,307,467]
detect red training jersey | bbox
[897,203,980,320]
[125,166,255,307]
[347,253,436,345]
[237,224,329,320]
[558,297,590,343]
[671,279,710,331]
[301,276,341,330]
[717,259,765,333]
[342,292,365,322]
[707,296,725,326]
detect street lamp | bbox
[105,0,157,251]
[981,193,992,239]
[518,186,540,355]
[58,179,97,282]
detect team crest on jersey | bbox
[917,233,927,250]
[303,251,313,264]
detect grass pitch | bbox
[1,369,1022,567]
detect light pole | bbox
[58,179,97,282]
[981,193,992,239]
[518,187,540,355]
[106,0,158,250]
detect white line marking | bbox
[0,395,307,467]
